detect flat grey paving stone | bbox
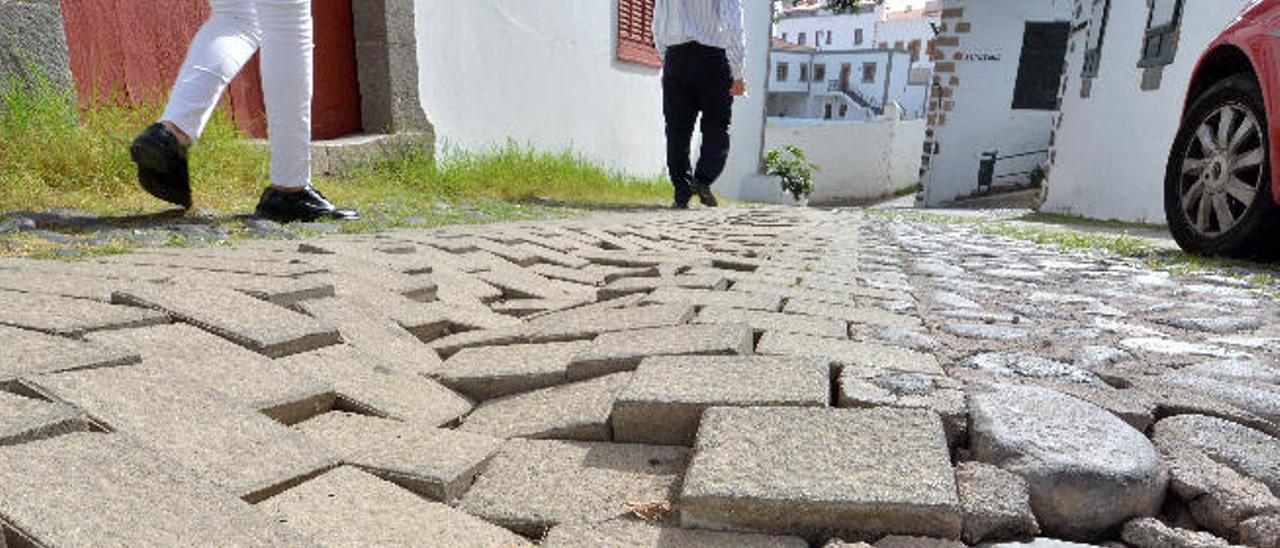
[0,325,139,381]
[457,438,689,537]
[490,297,594,318]
[758,331,944,377]
[1239,514,1280,548]
[1181,358,1280,384]
[30,363,338,500]
[298,296,444,377]
[1153,316,1265,335]
[428,325,535,358]
[0,433,311,547]
[731,281,857,307]
[942,323,1033,341]
[641,286,782,312]
[326,281,454,341]
[954,352,1106,388]
[695,306,848,339]
[293,411,501,502]
[0,288,169,337]
[102,251,325,277]
[1120,517,1235,548]
[531,263,659,286]
[0,270,134,302]
[168,270,336,307]
[680,407,961,542]
[837,371,967,446]
[955,462,1040,545]
[259,466,530,547]
[873,537,966,548]
[968,383,1167,542]
[785,299,922,328]
[0,390,90,446]
[113,283,340,358]
[439,341,591,400]
[86,324,333,424]
[542,519,808,548]
[277,345,472,426]
[568,324,754,381]
[527,303,695,343]
[1156,371,1280,425]
[598,274,730,300]
[613,355,829,446]
[458,372,632,441]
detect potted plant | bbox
[765,146,817,205]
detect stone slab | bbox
[259,467,530,547]
[613,356,829,446]
[527,303,696,343]
[598,274,730,300]
[543,520,808,548]
[86,324,333,423]
[681,407,961,542]
[955,462,1040,544]
[457,439,689,536]
[31,363,338,500]
[641,286,783,311]
[439,341,591,400]
[167,271,336,307]
[0,289,169,336]
[530,263,659,286]
[112,283,340,358]
[0,390,90,446]
[298,296,444,377]
[696,306,848,339]
[0,433,310,546]
[0,325,139,381]
[758,331,944,377]
[0,270,133,302]
[277,345,472,426]
[568,324,754,381]
[459,373,631,441]
[294,412,501,502]
[784,299,922,328]
[837,371,968,446]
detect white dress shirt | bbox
[652,0,747,81]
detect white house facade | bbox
[920,0,1074,206]
[775,7,882,51]
[1040,0,1255,223]
[767,43,916,121]
[413,0,772,202]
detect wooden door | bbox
[839,64,851,91]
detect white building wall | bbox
[776,10,881,50]
[764,116,926,204]
[922,0,1074,206]
[769,51,812,94]
[768,50,917,119]
[413,0,772,202]
[875,14,940,67]
[1041,0,1253,223]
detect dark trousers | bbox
[662,42,734,202]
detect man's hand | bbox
[730,79,746,97]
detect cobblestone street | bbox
[0,207,1278,547]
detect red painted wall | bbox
[60,0,362,140]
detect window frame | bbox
[855,28,864,46]
[862,62,877,83]
[798,32,807,46]
[777,62,790,82]
[1081,0,1109,79]
[814,63,827,84]
[1138,0,1185,68]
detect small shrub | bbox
[765,146,817,202]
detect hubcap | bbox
[1179,103,1266,237]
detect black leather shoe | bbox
[130,123,192,209]
[255,186,361,223]
[672,200,690,210]
[692,183,719,207]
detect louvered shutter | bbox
[617,0,662,67]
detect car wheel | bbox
[1165,73,1276,257]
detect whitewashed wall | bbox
[414,0,771,202]
[776,10,881,50]
[921,0,1073,206]
[763,117,926,204]
[875,13,939,68]
[1041,0,1253,223]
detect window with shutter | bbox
[1139,0,1184,68]
[617,0,661,68]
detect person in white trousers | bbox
[130,0,358,222]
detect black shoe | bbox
[130,123,192,209]
[672,200,690,210]
[255,186,361,223]
[692,183,719,207]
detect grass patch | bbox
[1015,212,1166,232]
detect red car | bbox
[1166,0,1280,256]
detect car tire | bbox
[1165,73,1277,258]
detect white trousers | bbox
[160,0,314,189]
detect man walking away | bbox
[653,0,747,209]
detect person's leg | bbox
[159,0,262,145]
[692,49,734,190]
[663,49,699,207]
[255,0,313,190]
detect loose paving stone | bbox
[968,383,1167,541]
[1127,376,1280,438]
[1120,518,1234,548]
[1154,316,1266,335]
[680,407,961,542]
[1182,359,1280,384]
[459,372,631,441]
[612,356,829,446]
[169,271,337,307]
[567,324,753,381]
[642,286,782,311]
[0,325,140,381]
[837,371,967,444]
[0,433,310,546]
[942,323,1033,341]
[0,289,169,337]
[758,331,944,376]
[490,297,594,318]
[1152,415,1280,538]
[955,352,1105,387]
[295,411,501,502]
[956,462,1040,545]
[113,283,340,358]
[874,327,944,351]
[527,302,696,343]
[542,519,808,548]
[530,263,658,286]
[457,438,688,536]
[0,270,135,302]
[30,363,338,500]
[932,291,982,310]
[298,296,444,377]
[1120,337,1245,359]
[86,324,333,423]
[598,273,730,300]
[695,306,848,339]
[260,467,530,547]
[0,390,90,446]
[785,299,922,328]
[1074,346,1134,371]
[1157,371,1280,425]
[278,345,472,426]
[439,341,591,400]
